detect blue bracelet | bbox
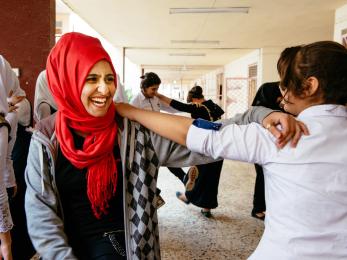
[192,118,222,130]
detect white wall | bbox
[193,68,223,101]
[69,13,123,76]
[124,57,141,100]
[56,2,141,102]
[334,4,347,44]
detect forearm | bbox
[136,110,192,146]
[118,104,192,146]
[156,93,172,106]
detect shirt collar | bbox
[139,91,155,102]
[297,104,347,119]
[139,91,147,101]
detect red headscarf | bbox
[46,32,118,218]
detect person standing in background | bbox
[156,85,224,218]
[130,72,186,189]
[9,96,35,260]
[250,81,283,220]
[0,54,17,260]
[33,70,57,123]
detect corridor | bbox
[158,160,264,259]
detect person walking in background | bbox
[130,72,186,188]
[130,72,177,113]
[156,85,225,218]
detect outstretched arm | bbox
[117,103,191,146]
[155,93,172,106]
[156,92,196,114]
[115,103,308,148]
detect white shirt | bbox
[187,104,347,260]
[130,92,177,113]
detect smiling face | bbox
[81,60,116,117]
[142,84,159,98]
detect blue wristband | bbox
[192,118,222,130]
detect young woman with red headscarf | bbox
[25,32,126,259]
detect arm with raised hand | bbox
[156,92,195,114]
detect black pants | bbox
[10,124,35,260]
[252,164,266,214]
[8,188,35,260]
[73,231,126,260]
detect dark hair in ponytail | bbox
[140,72,161,89]
[278,41,347,105]
[187,85,204,102]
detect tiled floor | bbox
[157,160,264,260]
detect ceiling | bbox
[61,0,347,83]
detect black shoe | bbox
[175,191,190,205]
[201,209,212,218]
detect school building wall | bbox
[0,0,55,104]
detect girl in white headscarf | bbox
[33,70,57,123]
[0,54,15,260]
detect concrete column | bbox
[0,0,55,104]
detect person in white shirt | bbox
[130,72,177,113]
[116,41,347,259]
[130,72,186,200]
